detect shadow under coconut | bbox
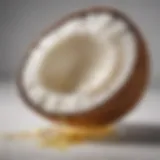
[93,124,160,146]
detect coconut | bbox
[17,7,149,126]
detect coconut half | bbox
[17,7,149,126]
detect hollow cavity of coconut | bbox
[17,7,149,126]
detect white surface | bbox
[0,142,160,160]
[1,83,160,133]
[0,83,160,159]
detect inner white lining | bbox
[23,13,137,114]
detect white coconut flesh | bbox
[22,13,137,114]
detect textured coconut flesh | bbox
[23,13,137,114]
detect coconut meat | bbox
[22,13,137,114]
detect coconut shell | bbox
[17,6,149,127]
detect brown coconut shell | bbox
[17,6,149,127]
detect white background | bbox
[0,0,160,89]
